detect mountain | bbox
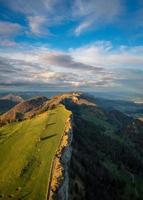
[1,93,24,103]
[0,103,71,200]
[0,94,24,114]
[0,99,17,114]
[0,92,143,200]
[0,96,47,125]
[62,94,143,200]
[94,97,143,118]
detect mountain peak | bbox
[1,94,24,103]
[0,96,47,125]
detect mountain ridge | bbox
[0,92,143,199]
[1,94,24,103]
[0,96,47,125]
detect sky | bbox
[0,0,143,95]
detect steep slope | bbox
[0,92,143,200]
[0,96,47,125]
[62,97,143,200]
[0,94,24,114]
[0,99,17,114]
[0,104,71,200]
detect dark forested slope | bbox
[63,96,143,200]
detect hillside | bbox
[0,94,24,114]
[0,92,143,200]
[0,96,47,125]
[0,104,71,200]
[94,97,143,118]
[62,96,143,200]
[0,99,17,114]
[1,94,24,103]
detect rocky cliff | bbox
[48,116,73,200]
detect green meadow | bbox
[0,104,71,200]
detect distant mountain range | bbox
[0,96,47,124]
[1,94,24,103]
[0,94,24,114]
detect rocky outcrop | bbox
[47,115,73,200]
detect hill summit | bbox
[1,93,24,103]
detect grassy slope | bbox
[0,104,71,200]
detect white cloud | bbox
[1,0,49,15]
[74,20,92,36]
[0,20,22,38]
[0,41,143,91]
[73,0,123,35]
[0,21,23,47]
[27,16,49,36]
[70,41,143,69]
[0,40,17,47]
[2,0,68,36]
[1,0,123,36]
[32,71,58,80]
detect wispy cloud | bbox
[73,0,123,35]
[1,0,68,37]
[27,16,49,36]
[0,0,123,37]
[0,20,22,38]
[70,41,143,69]
[1,0,143,42]
[0,40,17,47]
[1,41,143,92]
[0,43,117,90]
[0,20,23,47]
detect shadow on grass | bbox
[49,112,56,115]
[45,123,56,129]
[20,191,32,199]
[47,122,56,126]
[40,134,57,141]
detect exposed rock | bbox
[48,116,73,200]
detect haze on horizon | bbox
[0,0,143,97]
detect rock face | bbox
[48,116,73,200]
[55,118,73,200]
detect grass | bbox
[0,104,71,200]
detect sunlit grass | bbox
[0,104,71,200]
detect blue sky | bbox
[0,0,143,96]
